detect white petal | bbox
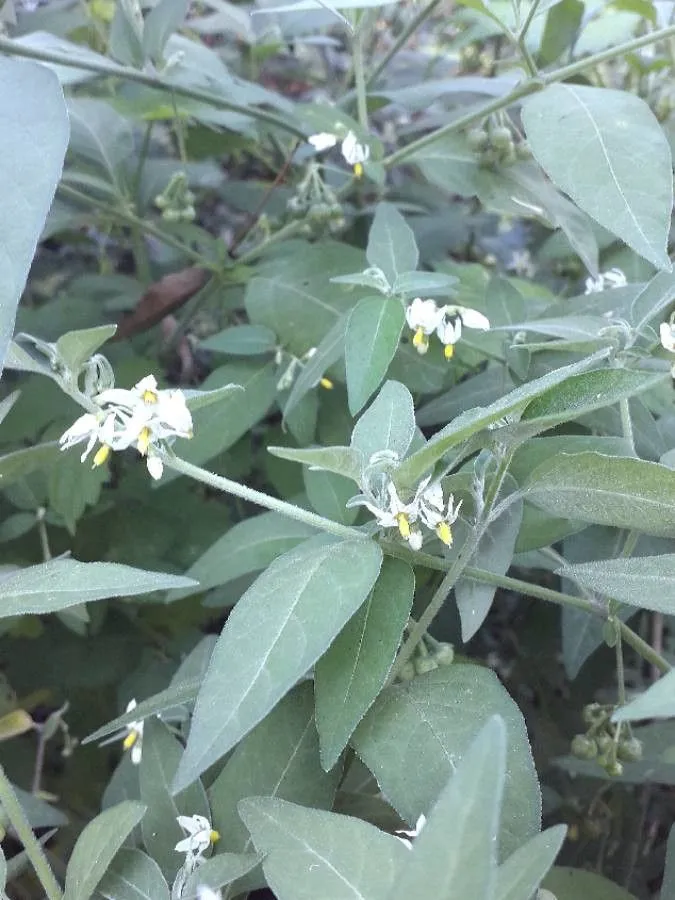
[135,374,158,394]
[130,742,143,765]
[458,307,490,330]
[436,317,461,345]
[125,699,138,714]
[661,322,675,352]
[406,297,443,333]
[197,887,222,900]
[175,837,194,853]
[147,454,164,480]
[308,132,338,151]
[94,387,140,409]
[341,131,370,165]
[408,530,423,551]
[59,413,99,449]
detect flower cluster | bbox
[584,268,627,294]
[59,374,193,480]
[121,698,144,765]
[308,130,370,177]
[348,465,461,551]
[405,298,490,359]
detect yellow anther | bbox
[320,377,334,390]
[142,389,158,404]
[412,328,429,354]
[210,830,221,845]
[137,427,151,456]
[396,513,411,538]
[93,444,111,468]
[122,731,137,751]
[444,344,455,360]
[436,522,453,546]
[353,162,364,178]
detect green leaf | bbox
[0,559,196,618]
[412,133,480,197]
[173,536,383,791]
[84,680,202,745]
[331,267,392,294]
[64,801,147,900]
[201,325,277,356]
[0,442,61,488]
[267,446,364,483]
[183,382,243,415]
[110,0,145,66]
[559,554,675,614]
[48,447,108,534]
[55,325,117,373]
[350,380,416,463]
[352,665,541,859]
[94,849,169,900]
[0,59,69,378]
[245,241,364,355]
[168,511,318,601]
[304,469,358,525]
[661,826,675,900]
[395,348,611,489]
[68,99,133,188]
[389,717,506,900]
[524,452,675,538]
[208,682,341,852]
[315,557,415,769]
[612,668,675,722]
[456,477,522,641]
[630,269,675,332]
[238,797,409,900]
[522,84,673,269]
[284,314,348,420]
[539,0,584,66]
[495,825,567,900]
[392,271,458,299]
[542,867,638,900]
[366,203,419,286]
[182,853,261,898]
[140,719,210,880]
[143,0,190,63]
[345,296,405,414]
[164,362,276,480]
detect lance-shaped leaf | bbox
[173,536,382,791]
[366,203,419,285]
[345,296,405,414]
[350,380,416,463]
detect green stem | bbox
[57,183,220,271]
[366,0,443,87]
[615,623,627,705]
[0,765,62,900]
[383,23,675,167]
[235,220,305,265]
[164,454,363,540]
[353,22,369,131]
[619,397,636,455]
[0,37,305,140]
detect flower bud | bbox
[605,759,624,777]
[490,126,512,150]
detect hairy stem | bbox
[0,765,62,900]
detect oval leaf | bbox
[345,296,405,414]
[522,84,673,269]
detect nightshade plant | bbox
[2,1,675,899]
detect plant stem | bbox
[165,454,363,540]
[235,220,305,265]
[619,397,636,455]
[57,183,220,271]
[0,37,305,140]
[0,765,62,900]
[383,23,675,167]
[353,22,369,131]
[366,0,444,87]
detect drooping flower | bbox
[584,268,627,294]
[405,298,490,359]
[307,129,370,177]
[419,482,462,547]
[121,699,144,765]
[175,814,220,861]
[59,374,193,480]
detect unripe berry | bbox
[571,734,598,760]
[490,126,512,149]
[467,127,489,150]
[605,759,624,777]
[617,736,643,762]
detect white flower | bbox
[59,373,193,479]
[347,476,430,549]
[395,814,427,848]
[405,299,490,359]
[419,483,462,547]
[197,888,222,900]
[308,132,339,152]
[341,130,370,175]
[405,298,446,354]
[307,129,370,177]
[122,699,144,765]
[661,321,675,353]
[584,268,627,294]
[175,814,220,860]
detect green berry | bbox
[516,141,532,160]
[617,736,643,762]
[596,733,613,754]
[605,759,624,777]
[490,126,512,149]
[434,643,455,666]
[582,702,604,726]
[571,734,598,760]
[467,127,489,150]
